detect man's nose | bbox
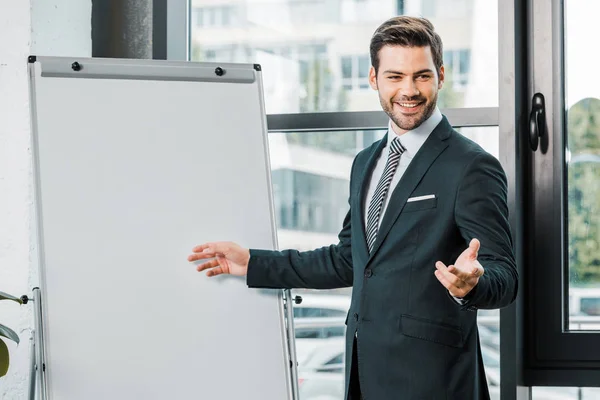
[398,78,420,98]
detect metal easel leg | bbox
[28,334,36,400]
[283,289,300,400]
[32,287,47,400]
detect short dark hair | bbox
[369,16,444,75]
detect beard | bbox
[380,91,438,132]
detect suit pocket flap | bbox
[402,197,437,212]
[399,314,464,348]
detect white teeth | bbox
[399,103,419,108]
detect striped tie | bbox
[366,137,406,253]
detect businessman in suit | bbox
[188,16,517,400]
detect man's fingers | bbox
[448,262,484,282]
[435,268,471,298]
[189,242,231,262]
[196,259,219,272]
[188,251,216,262]
[447,265,471,281]
[206,266,225,277]
[191,243,210,253]
[434,269,453,290]
[191,242,230,255]
[472,264,484,277]
[436,262,465,289]
[468,238,480,260]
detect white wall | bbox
[0,0,91,396]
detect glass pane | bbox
[532,387,600,399]
[341,56,352,80]
[268,126,500,399]
[565,0,600,330]
[189,0,499,113]
[456,126,500,159]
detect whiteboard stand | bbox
[284,288,300,397]
[24,287,48,400]
[27,56,297,400]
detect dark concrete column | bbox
[93,0,166,59]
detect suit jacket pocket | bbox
[402,197,437,213]
[399,314,464,348]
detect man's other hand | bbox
[188,242,250,277]
[434,238,484,299]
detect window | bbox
[293,308,347,318]
[295,326,345,339]
[189,0,500,111]
[271,169,348,234]
[397,0,404,15]
[525,0,600,386]
[191,6,237,28]
[443,49,471,90]
[421,0,437,17]
[340,55,370,91]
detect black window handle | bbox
[529,93,546,151]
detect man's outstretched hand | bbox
[434,238,484,299]
[188,242,250,277]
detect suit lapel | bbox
[356,137,387,258]
[367,117,452,261]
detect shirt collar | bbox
[386,107,442,157]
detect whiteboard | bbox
[28,56,294,400]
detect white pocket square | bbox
[407,194,436,203]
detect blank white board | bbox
[28,56,293,400]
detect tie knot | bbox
[389,137,406,155]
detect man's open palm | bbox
[187,242,250,277]
[434,238,485,299]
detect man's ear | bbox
[438,65,445,90]
[369,66,378,90]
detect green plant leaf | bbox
[0,291,22,304]
[0,339,8,377]
[0,324,19,345]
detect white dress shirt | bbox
[363,107,443,229]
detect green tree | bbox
[567,98,600,285]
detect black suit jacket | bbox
[247,116,518,400]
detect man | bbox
[188,16,517,400]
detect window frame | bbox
[523,0,600,387]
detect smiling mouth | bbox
[397,102,422,108]
[394,101,424,111]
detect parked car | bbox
[294,316,346,365]
[569,287,600,316]
[478,323,500,351]
[292,293,350,366]
[297,337,345,400]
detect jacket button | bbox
[364,268,373,278]
[354,313,359,321]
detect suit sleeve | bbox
[454,151,518,309]
[245,160,356,290]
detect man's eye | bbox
[416,75,431,81]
